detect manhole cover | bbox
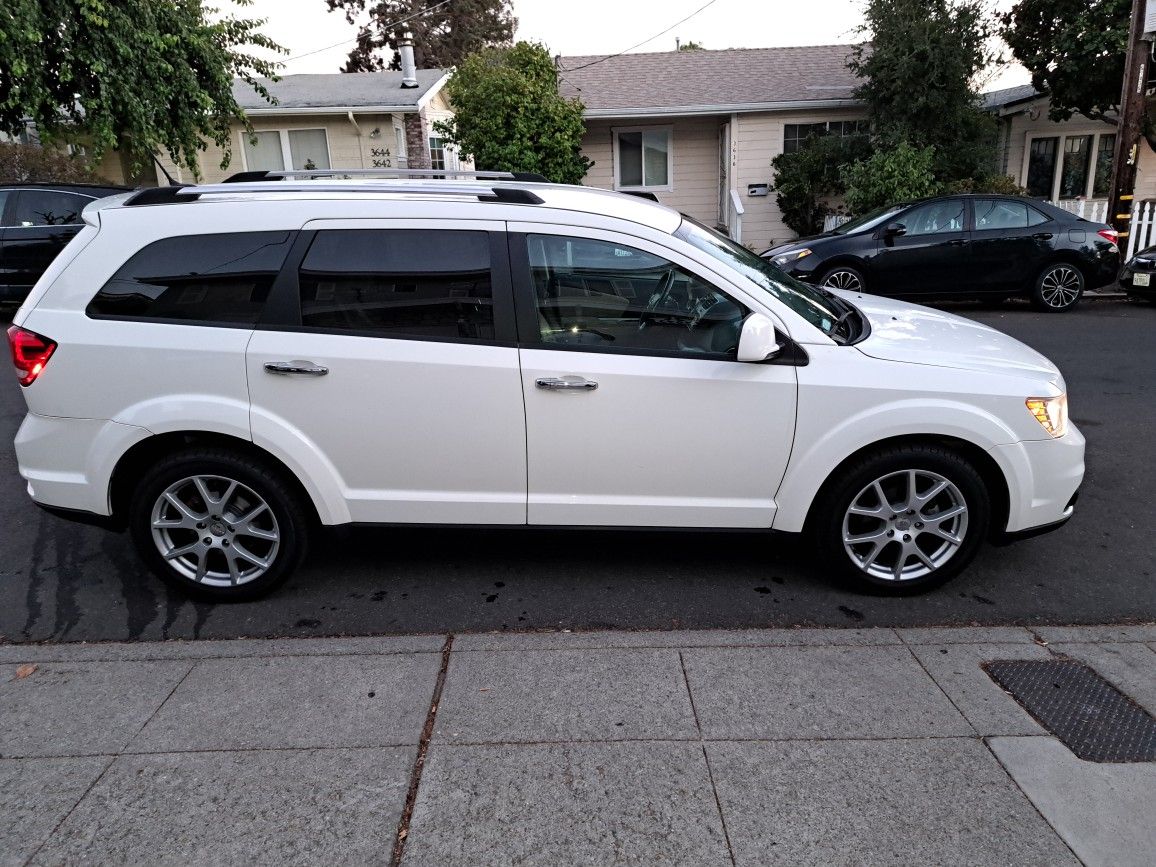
[984,659,1156,763]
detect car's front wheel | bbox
[129,448,310,601]
[810,444,990,594]
[1031,263,1084,311]
[818,265,866,294]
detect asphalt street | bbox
[2,298,1154,643]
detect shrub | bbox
[0,141,104,184]
[771,134,871,236]
[945,174,1028,195]
[841,141,939,214]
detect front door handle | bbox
[536,376,598,391]
[947,238,967,246]
[264,361,329,377]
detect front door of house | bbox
[718,122,731,230]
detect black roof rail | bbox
[124,186,197,206]
[489,187,545,205]
[222,170,275,183]
[509,172,550,183]
[620,191,659,202]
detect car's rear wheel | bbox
[818,265,866,293]
[809,444,990,594]
[129,448,310,601]
[1031,263,1084,311]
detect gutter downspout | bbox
[347,111,366,168]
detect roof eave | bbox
[582,98,862,119]
[240,105,421,116]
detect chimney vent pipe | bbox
[399,32,418,88]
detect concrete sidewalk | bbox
[2,625,1154,866]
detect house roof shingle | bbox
[233,69,448,113]
[981,83,1041,110]
[556,45,861,116]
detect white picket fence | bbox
[1123,200,1156,258]
[822,214,852,232]
[1046,198,1110,223]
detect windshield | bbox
[831,203,907,235]
[675,216,843,335]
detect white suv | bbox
[7,173,1084,600]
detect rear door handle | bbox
[1032,232,1054,240]
[264,361,329,377]
[947,239,967,246]
[536,376,598,391]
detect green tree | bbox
[326,0,515,72]
[849,0,997,183]
[841,141,939,214]
[434,41,592,184]
[771,134,871,236]
[1001,0,1129,124]
[0,0,282,177]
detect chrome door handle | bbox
[535,376,598,391]
[264,361,329,376]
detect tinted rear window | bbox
[298,229,494,340]
[88,232,292,324]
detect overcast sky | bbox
[242,0,1031,92]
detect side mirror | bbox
[884,222,907,238]
[737,313,781,362]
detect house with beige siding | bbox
[101,67,463,186]
[559,45,866,251]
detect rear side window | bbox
[11,190,91,226]
[974,198,1050,230]
[87,232,292,324]
[297,229,494,341]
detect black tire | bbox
[808,444,991,595]
[1030,262,1084,311]
[129,447,311,601]
[817,265,867,294]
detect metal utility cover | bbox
[985,659,1156,763]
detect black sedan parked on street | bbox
[1118,246,1156,302]
[0,182,130,306]
[763,195,1120,312]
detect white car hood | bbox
[836,291,1063,385]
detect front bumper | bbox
[1119,263,1156,298]
[989,423,1085,535]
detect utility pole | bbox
[1108,0,1151,243]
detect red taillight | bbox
[6,325,57,386]
[1098,228,1119,245]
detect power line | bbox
[285,0,454,62]
[560,0,724,73]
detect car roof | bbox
[0,182,132,195]
[93,177,686,235]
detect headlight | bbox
[772,248,812,266]
[1025,394,1068,438]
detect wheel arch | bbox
[797,434,1010,542]
[108,431,325,529]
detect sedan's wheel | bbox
[1032,264,1084,311]
[130,449,309,601]
[819,266,866,293]
[810,445,990,594]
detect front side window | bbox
[527,234,747,357]
[87,232,292,323]
[12,190,90,226]
[615,127,671,190]
[899,200,966,236]
[298,229,494,341]
[0,190,11,226]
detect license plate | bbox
[1134,272,1150,287]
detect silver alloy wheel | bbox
[1039,265,1082,309]
[820,269,863,292]
[841,469,969,582]
[150,474,280,587]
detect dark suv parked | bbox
[763,195,1120,312]
[1,183,130,305]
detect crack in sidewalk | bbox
[391,634,454,867]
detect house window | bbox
[243,128,331,172]
[783,120,868,154]
[1025,131,1115,200]
[429,137,447,171]
[613,127,673,190]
